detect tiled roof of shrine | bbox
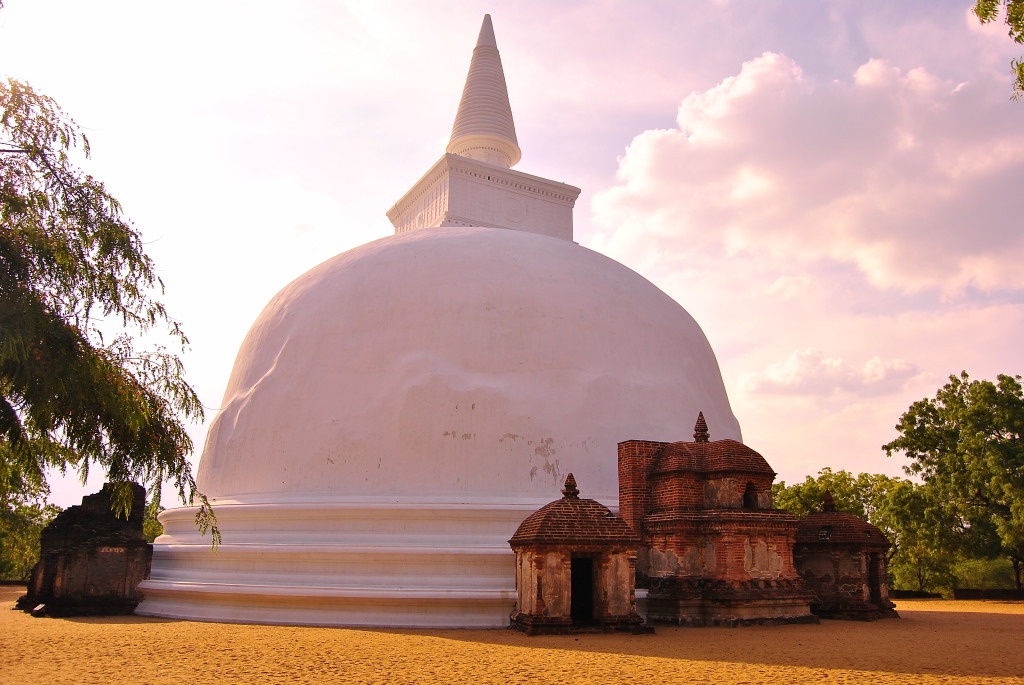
[510,474,640,547]
[652,413,776,476]
[795,491,891,547]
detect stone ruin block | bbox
[16,482,153,617]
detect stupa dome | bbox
[137,15,741,629]
[197,226,739,503]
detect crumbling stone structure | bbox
[509,474,648,634]
[17,482,153,616]
[618,413,816,626]
[794,492,899,620]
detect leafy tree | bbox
[0,477,59,580]
[772,467,896,522]
[953,556,1017,589]
[974,0,1024,99]
[144,496,165,543]
[0,78,216,542]
[773,469,960,592]
[884,372,1024,590]
[877,479,957,592]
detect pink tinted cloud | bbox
[588,46,1023,479]
[742,349,920,396]
[592,51,1024,296]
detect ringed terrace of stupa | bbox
[137,15,774,628]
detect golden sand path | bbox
[2,589,1022,684]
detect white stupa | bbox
[136,15,740,627]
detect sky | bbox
[1,0,1021,507]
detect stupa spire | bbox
[447,14,522,168]
[387,13,580,239]
[476,12,497,47]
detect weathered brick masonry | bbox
[17,483,152,617]
[794,492,899,620]
[619,414,817,626]
[509,474,648,634]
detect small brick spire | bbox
[693,412,710,442]
[822,490,836,512]
[562,473,579,499]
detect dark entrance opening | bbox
[868,553,883,605]
[570,557,594,625]
[743,482,758,509]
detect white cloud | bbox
[591,51,1024,296]
[588,45,1024,481]
[743,349,919,396]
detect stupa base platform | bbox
[136,496,569,628]
[137,580,516,627]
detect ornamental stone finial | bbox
[562,473,580,499]
[693,412,710,442]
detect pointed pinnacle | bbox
[562,473,580,499]
[693,412,710,442]
[477,14,497,47]
[447,14,521,168]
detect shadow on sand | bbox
[371,601,1024,679]
[5,589,1022,680]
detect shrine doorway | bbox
[570,557,594,625]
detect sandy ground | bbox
[2,589,1022,685]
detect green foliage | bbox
[772,467,896,521]
[142,511,163,544]
[953,556,1018,589]
[878,479,958,592]
[0,78,217,544]
[0,480,59,581]
[773,469,961,592]
[974,0,1024,99]
[884,371,1024,590]
[142,484,164,543]
[143,513,164,543]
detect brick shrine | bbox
[794,491,899,620]
[617,413,818,626]
[508,474,648,634]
